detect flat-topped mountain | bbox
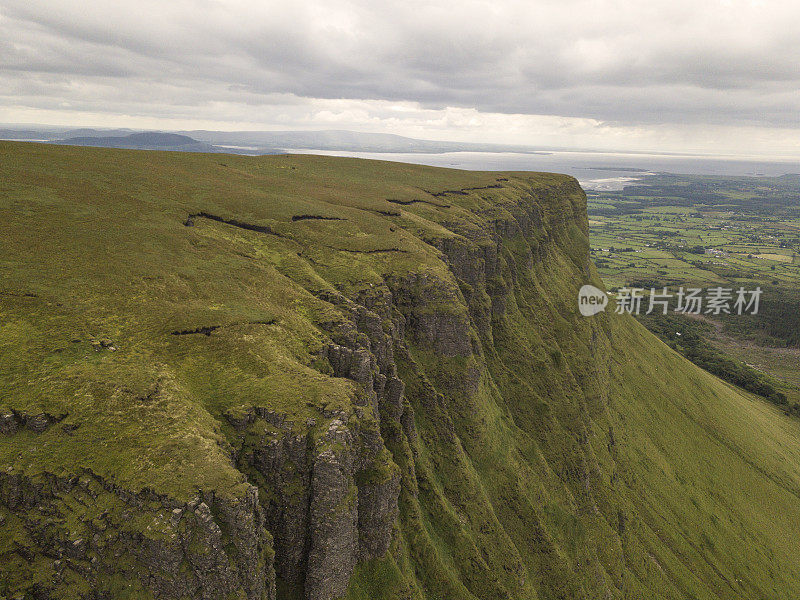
[54,131,222,152]
[2,141,800,600]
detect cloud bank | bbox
[1,0,799,155]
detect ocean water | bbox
[286,149,800,191]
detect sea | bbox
[285,149,800,191]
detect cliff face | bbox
[3,143,800,600]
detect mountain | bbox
[0,127,136,141]
[2,141,800,600]
[2,126,544,155]
[184,128,541,154]
[57,128,136,138]
[54,132,223,153]
[0,128,54,140]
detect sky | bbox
[1,0,799,157]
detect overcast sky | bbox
[1,0,799,156]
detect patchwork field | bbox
[588,171,800,415]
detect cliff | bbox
[2,141,800,599]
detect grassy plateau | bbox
[2,141,800,599]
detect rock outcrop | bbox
[0,469,273,599]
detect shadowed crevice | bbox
[1,411,68,436]
[423,183,504,198]
[184,212,285,237]
[170,319,277,337]
[386,198,450,209]
[290,215,345,222]
[323,246,408,254]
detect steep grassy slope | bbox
[1,141,800,599]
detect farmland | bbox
[588,173,800,290]
[588,172,800,412]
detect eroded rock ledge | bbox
[0,468,272,600]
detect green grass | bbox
[3,142,800,599]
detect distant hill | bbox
[57,128,136,138]
[54,132,223,153]
[0,129,53,140]
[0,127,136,141]
[184,128,542,154]
[1,126,543,155]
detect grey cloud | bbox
[1,0,799,129]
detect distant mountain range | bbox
[183,129,542,154]
[0,127,137,141]
[0,126,543,155]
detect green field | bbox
[588,173,800,289]
[590,212,800,290]
[4,142,800,599]
[588,171,800,416]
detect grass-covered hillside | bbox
[2,141,800,600]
